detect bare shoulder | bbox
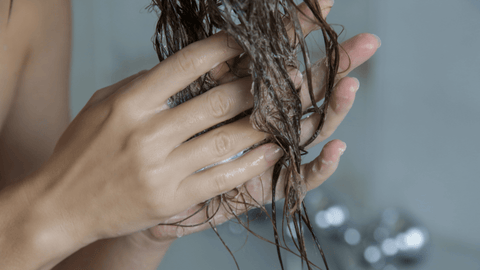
[0,0,71,58]
[1,0,71,33]
[5,0,71,37]
[0,0,71,124]
[0,0,71,186]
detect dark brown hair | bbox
[149,1,340,269]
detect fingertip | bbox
[371,34,382,48]
[333,139,347,155]
[337,76,360,94]
[307,140,344,186]
[351,77,360,92]
[339,141,347,157]
[338,33,379,73]
[358,33,381,51]
[332,77,357,111]
[322,139,346,163]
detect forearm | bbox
[1,158,172,270]
[0,173,89,270]
[52,232,173,270]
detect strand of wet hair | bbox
[157,180,325,269]
[149,1,341,269]
[157,188,323,269]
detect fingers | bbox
[159,77,254,143]
[151,139,345,240]
[285,0,334,45]
[87,70,148,106]
[127,32,243,112]
[300,33,380,111]
[256,139,346,203]
[167,117,267,179]
[185,139,345,220]
[300,139,346,190]
[158,71,301,146]
[176,143,284,208]
[212,0,334,82]
[300,77,359,149]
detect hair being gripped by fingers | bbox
[148,1,343,269]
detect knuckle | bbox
[137,172,170,214]
[123,131,149,164]
[88,102,111,123]
[89,89,104,103]
[143,189,162,213]
[138,69,149,75]
[125,128,157,157]
[128,131,144,150]
[319,129,332,140]
[175,47,199,73]
[87,88,113,107]
[111,94,129,114]
[110,93,136,120]
[211,174,229,195]
[207,90,232,118]
[212,131,233,157]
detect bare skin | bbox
[0,0,379,270]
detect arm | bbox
[52,232,174,270]
[0,0,79,268]
[1,1,174,269]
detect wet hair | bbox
[149,1,341,269]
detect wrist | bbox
[124,230,175,252]
[0,170,95,269]
[0,178,71,269]
[28,168,98,251]
[113,230,174,268]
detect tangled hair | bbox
[149,1,340,269]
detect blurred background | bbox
[69,0,480,269]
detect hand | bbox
[138,2,380,243]
[33,30,288,248]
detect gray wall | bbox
[70,0,480,269]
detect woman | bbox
[0,0,379,269]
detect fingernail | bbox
[339,142,347,157]
[372,34,382,48]
[350,78,360,92]
[265,145,284,163]
[288,69,303,89]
